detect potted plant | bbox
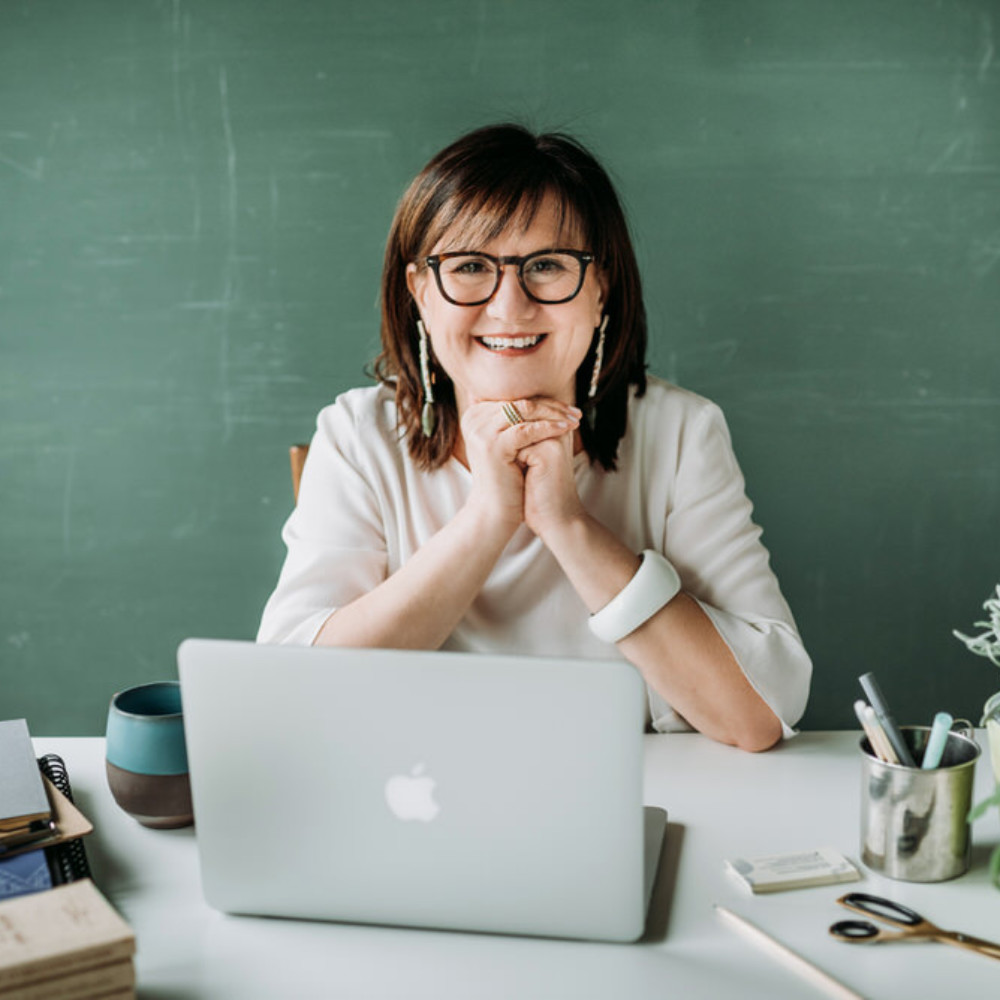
[954,583,1000,885]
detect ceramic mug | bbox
[106,681,193,829]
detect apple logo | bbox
[384,763,440,822]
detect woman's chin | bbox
[464,378,575,405]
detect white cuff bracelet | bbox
[588,550,682,644]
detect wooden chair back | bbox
[289,444,309,503]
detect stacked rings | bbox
[502,402,524,426]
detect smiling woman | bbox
[256,123,812,752]
[405,192,604,436]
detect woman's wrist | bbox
[529,502,589,551]
[460,489,522,549]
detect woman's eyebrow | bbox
[435,227,584,255]
[429,208,583,256]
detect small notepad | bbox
[725,847,860,894]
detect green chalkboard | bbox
[2,1,998,735]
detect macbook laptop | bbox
[177,639,666,943]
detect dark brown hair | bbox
[374,123,647,470]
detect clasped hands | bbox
[460,397,586,542]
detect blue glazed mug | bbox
[105,681,193,829]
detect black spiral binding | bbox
[36,753,92,885]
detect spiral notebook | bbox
[37,756,93,886]
[179,639,667,943]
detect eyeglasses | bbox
[422,248,594,306]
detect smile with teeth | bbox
[478,334,545,351]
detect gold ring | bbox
[501,401,524,427]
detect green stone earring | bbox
[417,319,436,437]
[586,315,608,430]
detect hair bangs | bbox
[419,168,587,257]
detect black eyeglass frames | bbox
[421,248,594,306]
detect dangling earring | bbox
[417,319,436,437]
[586,315,608,429]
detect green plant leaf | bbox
[953,584,1000,667]
[967,787,1000,822]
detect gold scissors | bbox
[829,892,1000,960]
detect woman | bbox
[257,123,811,751]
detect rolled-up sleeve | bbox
[648,401,811,737]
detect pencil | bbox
[715,905,865,1000]
[862,704,900,765]
[853,699,887,761]
[854,700,899,764]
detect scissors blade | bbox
[936,930,1000,961]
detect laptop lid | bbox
[178,639,661,942]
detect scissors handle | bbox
[829,920,928,945]
[836,892,922,928]
[829,919,885,942]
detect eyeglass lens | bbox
[436,252,586,304]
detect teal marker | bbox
[920,711,953,769]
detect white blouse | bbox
[257,376,812,736]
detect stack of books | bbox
[0,879,136,999]
[0,720,55,856]
[1,718,137,996]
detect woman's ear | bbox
[594,269,610,326]
[406,262,429,313]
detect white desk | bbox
[35,734,1000,999]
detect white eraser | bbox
[725,847,861,894]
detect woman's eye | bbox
[445,256,494,277]
[526,256,565,275]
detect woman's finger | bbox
[499,398,582,427]
[504,417,577,450]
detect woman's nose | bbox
[485,264,537,322]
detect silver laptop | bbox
[177,639,666,943]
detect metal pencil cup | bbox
[860,725,979,882]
